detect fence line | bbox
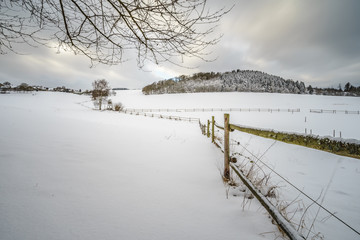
[234,139,360,237]
[205,114,305,240]
[230,163,305,240]
[125,107,360,114]
[125,107,301,113]
[121,110,200,122]
[310,109,360,114]
[228,124,360,159]
[203,114,360,239]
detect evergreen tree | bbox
[344,82,351,92]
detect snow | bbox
[0,92,278,240]
[108,90,360,239]
[229,131,360,240]
[110,90,360,140]
[1,91,359,240]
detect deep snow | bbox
[108,90,360,240]
[1,91,359,240]
[0,92,279,240]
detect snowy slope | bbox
[0,92,279,240]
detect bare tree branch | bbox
[0,0,231,67]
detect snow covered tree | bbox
[16,83,33,92]
[1,81,12,93]
[2,81,11,90]
[307,85,314,94]
[92,79,111,110]
[338,83,342,91]
[344,82,352,92]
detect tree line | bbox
[142,69,360,96]
[0,81,87,94]
[1,79,124,111]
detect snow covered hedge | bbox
[230,124,360,159]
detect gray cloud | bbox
[1,0,360,89]
[208,0,360,87]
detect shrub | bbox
[114,102,124,111]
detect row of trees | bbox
[1,79,117,110]
[307,82,360,96]
[1,82,44,93]
[0,81,86,94]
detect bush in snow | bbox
[114,102,124,112]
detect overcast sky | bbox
[1,0,360,90]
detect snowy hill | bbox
[142,70,306,95]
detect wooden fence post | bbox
[207,120,210,138]
[211,116,215,143]
[224,113,230,181]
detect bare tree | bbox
[92,79,111,110]
[0,0,230,67]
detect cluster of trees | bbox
[0,79,122,111]
[0,81,84,94]
[143,70,306,95]
[1,81,42,93]
[307,82,360,96]
[142,69,360,96]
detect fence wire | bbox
[230,135,360,238]
[204,116,360,238]
[122,110,200,122]
[125,107,301,113]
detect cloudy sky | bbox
[1,0,360,90]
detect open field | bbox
[1,91,359,240]
[111,90,360,140]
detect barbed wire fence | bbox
[121,109,200,122]
[125,107,301,113]
[310,109,360,114]
[205,114,360,240]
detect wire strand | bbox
[235,141,360,236]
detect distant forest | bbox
[142,69,360,96]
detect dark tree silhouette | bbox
[344,82,351,92]
[0,0,230,67]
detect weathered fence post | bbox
[211,116,215,143]
[224,113,230,181]
[207,120,210,138]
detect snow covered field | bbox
[0,92,278,240]
[111,90,360,140]
[1,91,359,240]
